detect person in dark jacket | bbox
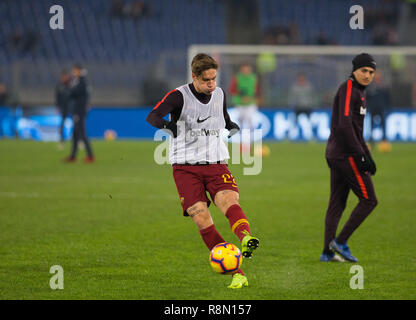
[56,69,71,144]
[64,64,94,163]
[366,70,392,151]
[0,82,9,106]
[321,53,378,263]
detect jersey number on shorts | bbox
[222,174,238,188]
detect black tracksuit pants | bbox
[323,157,378,253]
[70,114,93,158]
[59,107,68,142]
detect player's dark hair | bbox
[191,53,218,77]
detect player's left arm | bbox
[361,123,377,175]
[362,136,371,156]
[221,89,240,138]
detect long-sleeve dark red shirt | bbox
[326,75,371,159]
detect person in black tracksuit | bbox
[65,64,94,162]
[322,53,378,263]
[366,71,391,144]
[56,69,71,143]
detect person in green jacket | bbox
[228,63,261,151]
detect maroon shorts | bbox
[172,164,239,216]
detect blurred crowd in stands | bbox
[262,5,399,46]
[111,0,149,19]
[0,0,415,109]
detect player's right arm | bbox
[221,88,240,138]
[146,89,183,137]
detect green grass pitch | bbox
[0,139,415,300]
